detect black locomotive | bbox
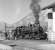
[12,24,47,40]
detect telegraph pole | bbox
[5,23,6,32]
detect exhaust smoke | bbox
[30,0,41,24]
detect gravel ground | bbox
[0,40,55,50]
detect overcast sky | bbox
[0,0,55,25]
[0,0,31,24]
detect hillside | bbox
[13,13,36,27]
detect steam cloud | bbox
[30,0,41,24]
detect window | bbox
[48,13,53,19]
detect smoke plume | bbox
[30,0,41,24]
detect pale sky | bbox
[0,0,31,24]
[0,0,55,25]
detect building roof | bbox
[42,3,55,10]
[39,0,55,9]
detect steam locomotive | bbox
[12,24,47,40]
[4,24,47,40]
